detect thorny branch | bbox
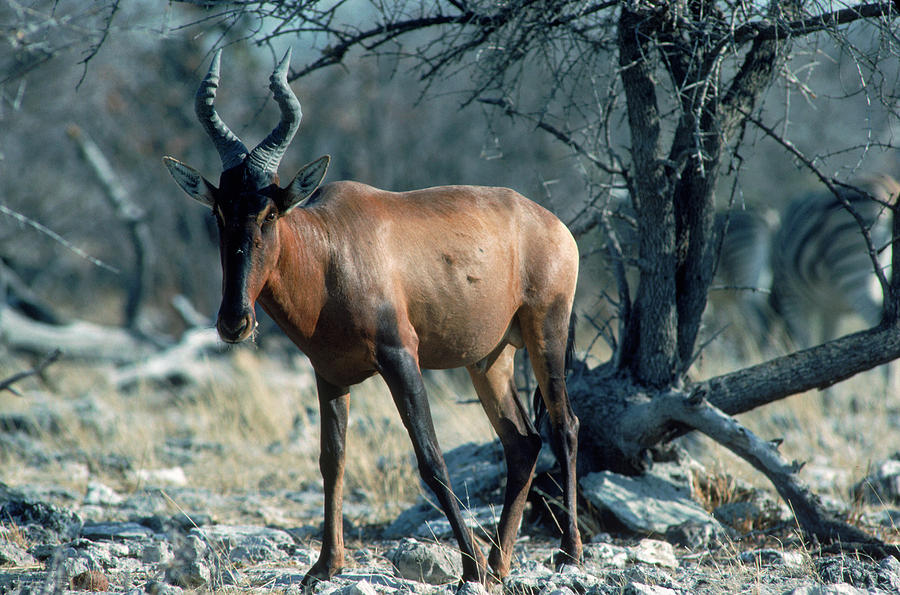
[0,349,61,395]
[744,110,894,310]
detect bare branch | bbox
[665,390,883,547]
[477,97,621,177]
[0,204,118,274]
[732,2,899,45]
[743,110,893,305]
[0,349,61,395]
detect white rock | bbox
[581,471,717,534]
[629,539,678,569]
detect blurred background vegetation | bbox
[1,1,896,359]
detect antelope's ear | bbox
[163,156,217,207]
[281,155,330,213]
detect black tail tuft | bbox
[565,311,578,374]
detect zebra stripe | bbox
[768,174,900,347]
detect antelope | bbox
[163,49,582,586]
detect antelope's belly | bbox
[413,306,521,370]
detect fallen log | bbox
[0,306,154,362]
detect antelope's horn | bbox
[195,49,249,171]
[246,48,302,176]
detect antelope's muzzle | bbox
[216,308,256,343]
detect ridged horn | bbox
[246,48,302,176]
[195,49,249,171]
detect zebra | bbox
[707,207,779,346]
[768,174,900,348]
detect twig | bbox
[0,349,61,396]
[477,97,621,176]
[0,204,118,274]
[743,110,891,304]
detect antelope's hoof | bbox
[301,561,342,586]
[550,548,583,571]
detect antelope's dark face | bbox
[163,49,329,343]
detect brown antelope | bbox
[163,49,582,586]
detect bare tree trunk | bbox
[67,125,153,331]
[617,6,678,387]
[571,315,900,547]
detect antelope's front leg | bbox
[302,375,350,585]
[376,338,488,584]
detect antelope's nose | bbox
[216,310,256,343]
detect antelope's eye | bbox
[264,211,277,223]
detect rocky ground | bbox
[2,440,900,594]
[2,351,900,594]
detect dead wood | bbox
[570,317,900,551]
[110,327,225,388]
[0,349,61,395]
[67,124,153,330]
[0,259,65,325]
[0,306,154,362]
[663,391,881,548]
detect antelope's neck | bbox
[257,210,328,347]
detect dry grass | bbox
[0,344,497,526]
[1,315,896,534]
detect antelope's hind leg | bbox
[519,306,583,568]
[303,375,350,585]
[467,344,542,580]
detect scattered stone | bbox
[80,521,155,541]
[502,559,601,594]
[740,548,806,572]
[607,565,679,592]
[69,569,109,591]
[384,441,509,540]
[713,488,792,530]
[851,456,900,504]
[229,535,289,565]
[624,583,678,595]
[0,542,37,566]
[142,541,174,565]
[0,498,83,543]
[548,563,601,592]
[387,538,461,585]
[0,442,890,594]
[628,539,678,570]
[193,524,295,552]
[83,481,124,506]
[580,470,718,535]
[877,556,900,592]
[664,520,729,550]
[144,579,185,594]
[584,542,629,569]
[456,580,490,595]
[815,555,900,592]
[164,535,217,589]
[335,580,380,595]
[503,559,554,593]
[782,584,872,595]
[385,504,499,540]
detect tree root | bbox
[659,388,885,550]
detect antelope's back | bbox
[308,181,578,367]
